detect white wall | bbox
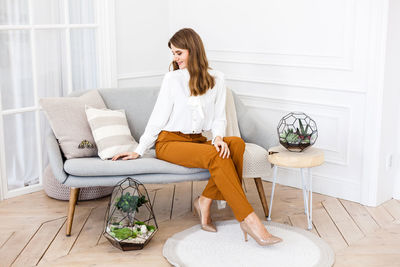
[114,0,397,205]
[114,0,170,88]
[170,0,386,204]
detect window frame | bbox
[0,0,117,200]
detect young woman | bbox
[112,28,282,246]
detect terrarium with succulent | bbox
[103,178,158,251]
[277,112,318,152]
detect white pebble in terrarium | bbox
[140,224,148,234]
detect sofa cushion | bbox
[85,105,138,160]
[64,149,208,177]
[40,90,107,159]
[64,172,211,187]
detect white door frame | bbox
[0,91,6,201]
[359,0,390,207]
[393,109,400,200]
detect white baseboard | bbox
[261,168,361,204]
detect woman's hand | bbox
[213,136,230,159]
[111,152,140,161]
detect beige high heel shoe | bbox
[193,196,217,232]
[240,220,282,246]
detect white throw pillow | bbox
[40,90,107,159]
[85,105,138,160]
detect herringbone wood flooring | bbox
[1,179,400,267]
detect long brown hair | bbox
[168,28,215,96]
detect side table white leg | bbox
[307,168,313,230]
[267,165,278,221]
[301,168,307,214]
[301,168,310,217]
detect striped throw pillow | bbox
[85,105,138,160]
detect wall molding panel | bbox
[182,0,357,71]
[207,46,354,71]
[116,72,164,88]
[209,57,352,72]
[237,94,351,166]
[224,74,367,95]
[117,71,165,80]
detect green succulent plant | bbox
[115,193,148,225]
[280,121,313,144]
[110,227,137,240]
[279,128,291,139]
[115,193,148,213]
[298,119,309,136]
[280,129,299,143]
[286,132,300,143]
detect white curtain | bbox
[0,0,97,190]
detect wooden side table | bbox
[267,145,324,229]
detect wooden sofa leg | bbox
[66,187,80,236]
[254,178,269,218]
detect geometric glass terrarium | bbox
[277,112,318,152]
[103,177,158,251]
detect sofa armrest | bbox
[46,132,68,184]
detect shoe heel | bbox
[241,228,248,242]
[193,196,217,232]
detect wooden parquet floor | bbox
[1,179,400,267]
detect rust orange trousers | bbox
[155,130,254,221]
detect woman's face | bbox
[171,44,189,69]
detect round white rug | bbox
[163,220,334,267]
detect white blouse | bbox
[134,68,227,156]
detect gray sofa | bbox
[46,87,274,236]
